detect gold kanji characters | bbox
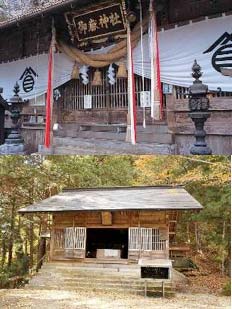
[88,18,98,32]
[109,12,122,26]
[78,21,88,34]
[77,9,124,37]
[99,14,110,29]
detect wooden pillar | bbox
[105,79,112,124]
[166,92,176,132]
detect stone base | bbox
[125,125,131,143]
[0,143,26,155]
[190,145,212,155]
[38,145,55,155]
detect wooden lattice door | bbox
[64,227,86,258]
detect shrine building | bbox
[0,0,231,154]
[18,186,203,281]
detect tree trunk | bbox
[24,239,28,255]
[187,222,191,243]
[1,237,6,268]
[194,222,201,252]
[37,238,46,271]
[29,218,34,268]
[221,220,226,275]
[8,198,16,267]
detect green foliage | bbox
[0,272,9,288]
[222,281,231,296]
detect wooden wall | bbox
[50,210,171,261]
[57,108,153,126]
[21,127,45,154]
[52,210,168,228]
[0,18,51,63]
[168,0,232,24]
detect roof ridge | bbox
[62,185,184,192]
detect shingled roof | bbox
[18,186,203,213]
[0,0,79,29]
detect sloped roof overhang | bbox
[0,0,86,30]
[18,186,203,214]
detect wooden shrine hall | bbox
[18,186,203,280]
[0,0,231,154]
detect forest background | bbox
[0,155,230,293]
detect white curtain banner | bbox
[133,14,232,91]
[0,14,231,101]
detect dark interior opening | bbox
[86,228,128,259]
[141,267,169,279]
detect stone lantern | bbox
[0,82,26,154]
[188,60,212,155]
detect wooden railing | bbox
[174,85,232,100]
[60,68,151,111]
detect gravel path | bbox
[0,289,230,309]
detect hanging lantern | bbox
[71,62,79,79]
[92,69,102,86]
[117,63,127,79]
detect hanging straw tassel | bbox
[71,62,79,79]
[92,69,102,86]
[117,62,128,78]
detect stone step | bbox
[55,123,173,144]
[37,267,137,272]
[42,264,140,271]
[42,262,138,268]
[137,125,170,134]
[41,266,140,275]
[78,124,170,134]
[75,130,173,144]
[52,138,176,155]
[59,124,169,135]
[77,131,126,141]
[29,279,172,288]
[26,262,175,297]
[79,124,127,133]
[31,273,142,281]
[38,272,140,279]
[30,275,172,285]
[136,132,173,144]
[25,284,175,297]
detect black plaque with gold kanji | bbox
[65,1,127,44]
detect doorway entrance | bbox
[86,228,128,259]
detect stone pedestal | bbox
[0,129,26,154]
[0,82,26,154]
[189,112,212,155]
[188,60,212,155]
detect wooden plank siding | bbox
[50,210,171,261]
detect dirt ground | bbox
[0,289,230,309]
